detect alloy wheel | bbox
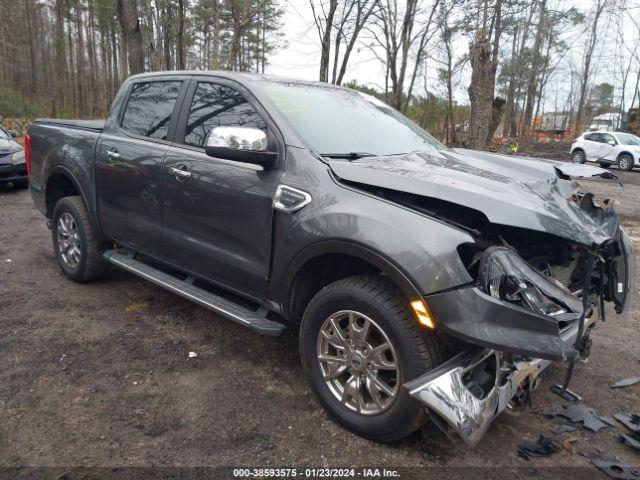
[572,151,585,164]
[316,310,400,415]
[57,212,81,268]
[619,155,633,171]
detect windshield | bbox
[261,82,444,156]
[0,127,9,139]
[617,133,640,146]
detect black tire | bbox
[13,179,29,189]
[52,196,108,282]
[597,162,611,169]
[572,150,586,164]
[300,275,444,442]
[618,154,634,171]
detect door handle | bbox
[106,150,120,159]
[168,165,192,179]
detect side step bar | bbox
[103,250,286,336]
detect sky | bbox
[265,0,640,115]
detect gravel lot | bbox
[0,162,639,479]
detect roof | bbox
[127,70,338,89]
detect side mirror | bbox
[204,126,277,169]
[8,130,17,138]
[607,140,616,146]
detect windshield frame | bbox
[254,80,447,158]
[0,127,10,139]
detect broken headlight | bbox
[478,247,582,316]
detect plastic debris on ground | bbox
[125,303,148,312]
[552,403,615,432]
[614,413,640,433]
[188,351,197,358]
[592,459,640,479]
[619,432,640,451]
[611,377,640,389]
[517,435,560,460]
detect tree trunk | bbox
[576,0,608,131]
[319,0,338,82]
[520,0,546,139]
[116,0,129,81]
[177,0,186,69]
[467,36,497,150]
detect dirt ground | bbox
[1,157,639,479]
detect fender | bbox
[278,239,425,317]
[43,165,105,238]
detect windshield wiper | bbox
[321,152,375,160]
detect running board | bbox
[103,250,285,336]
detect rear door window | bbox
[584,133,600,142]
[183,82,266,148]
[121,81,182,140]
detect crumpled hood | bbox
[0,138,22,156]
[328,148,621,246]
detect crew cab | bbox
[26,72,635,446]
[571,131,640,171]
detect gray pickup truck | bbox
[27,71,635,446]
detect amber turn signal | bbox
[410,300,435,329]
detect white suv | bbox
[570,131,640,171]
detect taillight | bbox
[25,134,31,177]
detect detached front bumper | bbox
[404,319,593,446]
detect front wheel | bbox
[52,196,108,282]
[572,150,586,164]
[618,154,634,171]
[300,275,444,442]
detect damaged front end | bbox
[329,149,636,446]
[410,196,635,446]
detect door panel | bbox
[95,79,185,255]
[599,133,618,161]
[161,147,280,298]
[95,134,168,254]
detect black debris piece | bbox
[592,459,640,479]
[614,414,640,433]
[550,424,578,435]
[556,403,614,432]
[612,377,640,389]
[518,435,560,460]
[619,432,640,451]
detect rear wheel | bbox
[618,154,634,171]
[572,150,586,164]
[300,275,444,442]
[52,196,108,282]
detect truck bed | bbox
[32,118,105,132]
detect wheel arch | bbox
[282,240,423,323]
[44,166,105,239]
[616,150,635,162]
[570,147,585,155]
[44,166,87,218]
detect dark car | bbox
[0,125,28,189]
[25,72,635,447]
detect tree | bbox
[466,0,502,150]
[575,0,609,131]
